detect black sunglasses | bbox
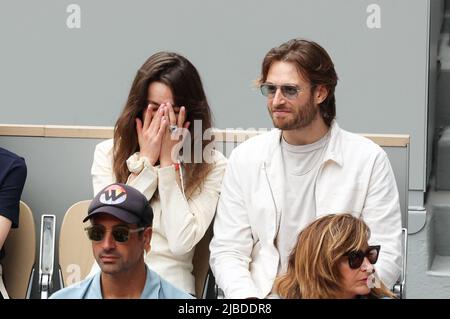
[345,245,380,269]
[84,224,145,243]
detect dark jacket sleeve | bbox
[0,156,27,228]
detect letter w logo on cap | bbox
[99,184,127,205]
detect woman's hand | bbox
[135,105,168,166]
[159,103,190,168]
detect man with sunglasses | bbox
[210,39,402,299]
[50,183,193,299]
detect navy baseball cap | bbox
[84,183,153,226]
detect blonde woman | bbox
[274,214,395,299]
[89,52,227,295]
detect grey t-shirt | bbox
[276,131,330,275]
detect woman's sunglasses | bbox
[345,245,380,269]
[84,225,145,243]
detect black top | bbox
[0,147,27,260]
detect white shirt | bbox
[210,121,402,299]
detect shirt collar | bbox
[322,120,343,166]
[140,266,161,299]
[83,271,104,299]
[87,265,159,299]
[267,120,343,167]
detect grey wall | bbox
[0,0,433,193]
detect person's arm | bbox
[157,151,227,255]
[362,150,402,289]
[125,105,166,200]
[91,140,116,196]
[0,156,27,249]
[91,140,158,200]
[209,151,260,299]
[0,216,12,250]
[125,156,158,201]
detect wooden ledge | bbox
[0,124,410,147]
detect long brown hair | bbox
[113,52,213,197]
[274,214,395,299]
[259,39,338,126]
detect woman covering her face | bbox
[274,213,396,299]
[89,52,227,296]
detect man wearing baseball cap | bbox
[51,183,193,299]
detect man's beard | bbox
[269,95,318,130]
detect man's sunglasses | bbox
[260,83,305,100]
[84,225,145,243]
[345,245,380,269]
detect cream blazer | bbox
[90,139,227,294]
